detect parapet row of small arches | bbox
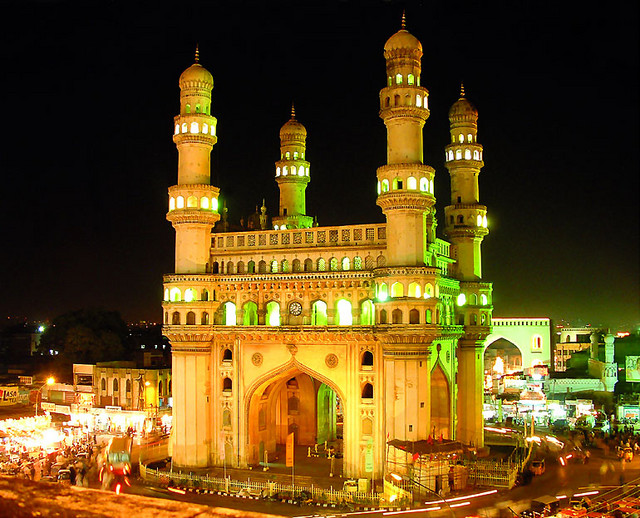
[387,73,421,87]
[377,176,434,194]
[275,165,310,177]
[207,255,386,275]
[169,195,219,211]
[445,148,483,162]
[448,213,488,228]
[280,151,305,160]
[174,121,216,136]
[183,103,211,115]
[382,92,428,110]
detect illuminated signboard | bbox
[626,356,640,382]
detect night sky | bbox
[1,1,638,329]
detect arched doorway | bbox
[246,369,342,469]
[484,339,523,390]
[430,364,450,438]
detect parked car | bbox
[57,469,72,486]
[521,495,560,518]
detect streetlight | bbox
[389,472,455,518]
[35,377,55,417]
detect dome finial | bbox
[291,102,296,119]
[401,10,406,30]
[459,82,465,99]
[195,44,200,63]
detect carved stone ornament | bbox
[287,344,298,356]
[251,353,263,366]
[325,353,339,368]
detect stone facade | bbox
[163,19,492,481]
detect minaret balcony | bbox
[376,191,434,212]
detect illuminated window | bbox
[393,178,403,190]
[185,104,191,113]
[211,124,216,136]
[455,150,462,160]
[396,74,403,84]
[416,95,422,107]
[457,293,466,306]
[424,284,433,298]
[211,197,218,211]
[388,77,392,86]
[266,301,280,326]
[195,104,201,113]
[169,287,181,302]
[408,282,421,298]
[293,152,298,159]
[354,256,362,270]
[467,134,473,143]
[360,300,375,324]
[465,149,471,160]
[377,181,381,195]
[276,167,281,176]
[470,293,478,305]
[186,311,196,325]
[187,196,197,208]
[407,177,417,190]
[426,309,432,323]
[285,152,290,159]
[305,167,309,176]
[224,302,236,326]
[458,134,464,143]
[176,196,184,209]
[292,166,297,175]
[408,74,414,85]
[283,166,288,176]
[184,288,197,302]
[317,258,326,271]
[336,299,352,325]
[420,178,428,191]
[530,335,543,351]
[311,300,328,325]
[281,259,289,272]
[163,289,169,301]
[181,123,187,133]
[448,150,454,161]
[329,257,338,271]
[174,124,179,135]
[382,179,390,192]
[270,260,278,273]
[429,179,434,194]
[190,122,199,133]
[203,123,208,134]
[391,282,404,298]
[243,301,258,325]
[169,197,176,211]
[200,197,209,209]
[341,257,350,270]
[480,294,488,305]
[473,150,479,160]
[477,215,482,226]
[377,283,388,301]
[482,215,487,228]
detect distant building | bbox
[554,326,604,371]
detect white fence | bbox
[140,463,384,508]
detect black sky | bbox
[1,0,638,329]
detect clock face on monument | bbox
[289,301,302,316]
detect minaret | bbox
[444,85,491,449]
[376,13,435,266]
[375,15,437,454]
[273,105,313,229]
[444,84,488,280]
[166,48,220,273]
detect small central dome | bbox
[384,29,422,52]
[279,105,307,139]
[179,63,213,88]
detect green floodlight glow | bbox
[211,197,219,212]
[38,325,45,333]
[457,294,467,306]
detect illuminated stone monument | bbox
[163,17,492,481]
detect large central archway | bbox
[245,364,343,470]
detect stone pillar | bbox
[456,339,484,448]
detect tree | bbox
[38,308,128,367]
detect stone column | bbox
[456,339,484,448]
